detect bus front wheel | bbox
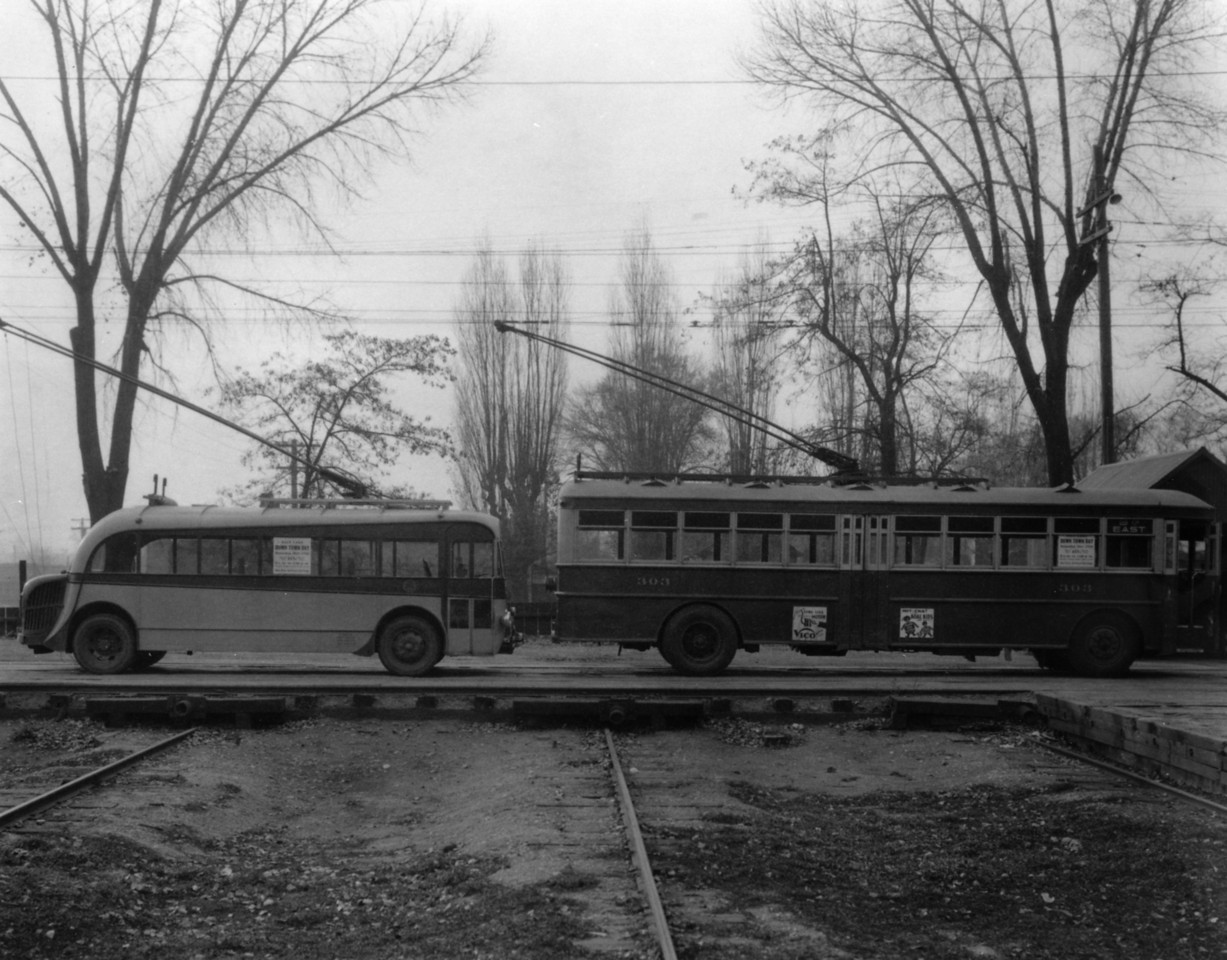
[1066,614,1139,678]
[660,606,738,676]
[1030,649,1072,673]
[72,613,138,675]
[377,615,443,677]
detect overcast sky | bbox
[1,0,1224,570]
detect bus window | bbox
[681,512,730,562]
[201,539,229,576]
[947,516,994,567]
[449,598,470,628]
[472,541,494,577]
[317,539,339,576]
[1001,517,1047,567]
[1055,518,1099,568]
[174,538,200,575]
[841,515,863,566]
[384,540,438,577]
[339,540,376,577]
[736,513,783,564]
[788,514,836,565]
[576,509,625,562]
[90,533,140,573]
[474,597,493,629]
[631,511,676,562]
[451,541,495,578]
[140,537,174,574]
[1106,519,1153,569]
[893,516,941,566]
[231,538,264,575]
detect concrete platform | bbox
[3,639,1226,794]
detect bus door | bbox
[838,515,890,648]
[1173,519,1221,652]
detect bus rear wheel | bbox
[133,651,167,670]
[72,613,138,675]
[660,606,738,676]
[1066,614,1139,678]
[377,615,443,677]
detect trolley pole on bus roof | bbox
[0,316,371,499]
[494,320,860,475]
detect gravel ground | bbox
[1,711,1225,959]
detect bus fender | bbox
[68,602,138,651]
[357,607,446,658]
[657,601,742,646]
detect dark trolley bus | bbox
[553,473,1220,676]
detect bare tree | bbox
[0,0,489,520]
[453,242,570,599]
[752,138,953,476]
[747,0,1223,484]
[708,248,788,474]
[567,228,714,474]
[215,330,453,502]
[1148,272,1226,403]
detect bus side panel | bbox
[878,570,1168,652]
[131,581,443,654]
[555,565,850,648]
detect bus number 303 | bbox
[637,576,672,588]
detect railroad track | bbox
[0,727,197,828]
[3,713,1223,958]
[601,720,1227,958]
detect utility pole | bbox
[1079,144,1121,465]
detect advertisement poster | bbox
[1057,535,1096,567]
[792,606,828,643]
[899,607,934,640]
[273,537,312,575]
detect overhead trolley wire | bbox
[0,316,372,499]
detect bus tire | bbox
[133,651,167,670]
[660,605,738,676]
[72,613,138,675]
[1066,613,1140,678]
[377,615,443,677]
[1030,649,1072,672]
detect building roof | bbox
[1079,447,1227,491]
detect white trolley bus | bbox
[18,497,515,676]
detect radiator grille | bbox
[21,579,67,642]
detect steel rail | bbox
[1039,739,1227,817]
[0,727,199,828]
[604,728,678,960]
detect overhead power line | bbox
[3,69,1226,85]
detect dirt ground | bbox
[1,712,1225,959]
